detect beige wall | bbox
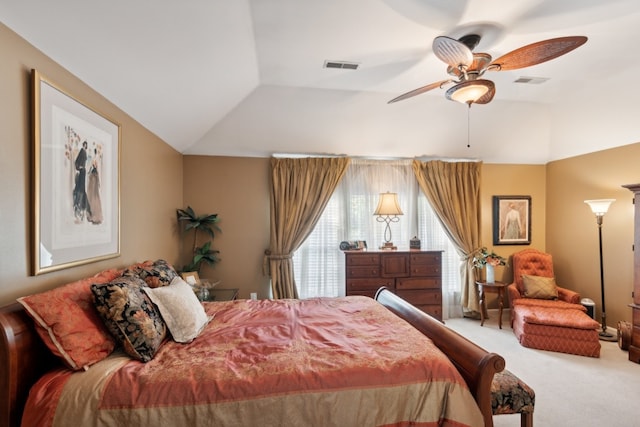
[182,156,271,299]
[0,23,183,305]
[479,164,547,308]
[547,143,640,329]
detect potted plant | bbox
[177,206,221,273]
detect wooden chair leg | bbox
[521,412,533,427]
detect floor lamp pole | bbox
[596,216,614,340]
[585,198,616,342]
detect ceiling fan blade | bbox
[473,85,496,104]
[388,80,452,104]
[490,36,587,71]
[433,36,473,68]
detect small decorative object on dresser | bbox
[410,236,421,249]
[339,240,367,251]
[345,250,442,321]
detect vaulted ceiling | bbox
[2,0,639,163]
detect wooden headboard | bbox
[0,302,60,427]
[0,289,505,427]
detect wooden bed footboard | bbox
[0,302,59,427]
[0,291,504,427]
[375,287,505,427]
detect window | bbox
[293,159,462,318]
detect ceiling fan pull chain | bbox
[467,105,471,148]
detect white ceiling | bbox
[2,0,640,163]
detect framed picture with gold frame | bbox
[181,271,201,286]
[32,69,120,275]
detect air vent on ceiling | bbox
[514,76,549,84]
[324,60,359,70]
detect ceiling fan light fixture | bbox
[445,79,494,104]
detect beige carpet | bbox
[445,312,639,427]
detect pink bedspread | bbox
[23,296,483,427]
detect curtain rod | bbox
[272,153,479,162]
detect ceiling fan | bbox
[388,34,587,105]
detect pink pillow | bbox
[17,268,122,370]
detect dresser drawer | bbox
[346,266,380,278]
[410,253,441,265]
[410,264,441,276]
[345,253,380,266]
[347,278,394,291]
[396,289,442,306]
[396,277,441,290]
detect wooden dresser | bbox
[623,184,640,363]
[345,250,443,321]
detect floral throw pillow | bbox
[91,276,167,362]
[122,259,178,288]
[17,268,122,370]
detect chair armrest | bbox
[557,286,581,304]
[506,283,522,306]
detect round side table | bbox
[476,281,507,329]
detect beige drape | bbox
[266,157,350,299]
[412,160,482,314]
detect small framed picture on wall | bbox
[493,195,531,245]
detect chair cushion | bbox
[491,369,535,415]
[512,298,586,312]
[517,305,599,329]
[512,310,601,357]
[522,274,558,299]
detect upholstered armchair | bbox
[507,248,581,317]
[508,249,601,357]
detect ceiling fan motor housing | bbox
[458,34,481,50]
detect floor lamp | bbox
[374,192,403,250]
[584,199,617,341]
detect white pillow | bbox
[143,277,211,343]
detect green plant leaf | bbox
[177,206,221,273]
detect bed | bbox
[0,277,505,427]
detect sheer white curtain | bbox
[293,159,462,319]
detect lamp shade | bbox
[374,192,403,216]
[445,79,494,104]
[584,199,615,216]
